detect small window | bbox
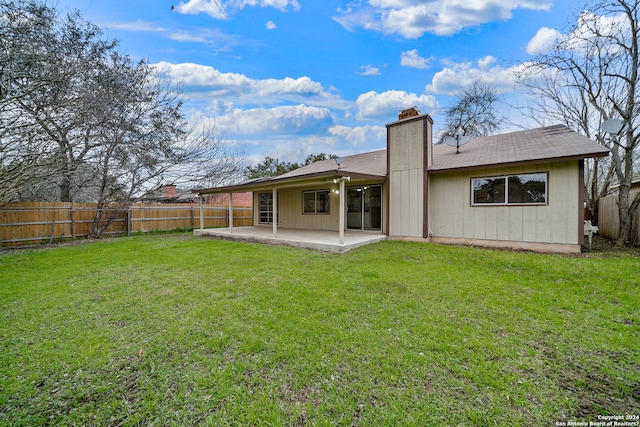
[472,173,547,206]
[303,190,330,214]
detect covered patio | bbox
[194,226,387,253]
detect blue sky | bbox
[54,0,577,165]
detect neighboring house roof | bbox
[195,124,609,194]
[430,125,610,172]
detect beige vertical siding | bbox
[429,161,581,245]
[252,181,385,232]
[388,119,426,238]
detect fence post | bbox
[49,209,57,244]
[70,207,76,239]
[127,206,131,236]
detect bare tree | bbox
[0,1,58,203]
[517,0,640,245]
[83,61,244,237]
[2,1,245,236]
[516,63,616,225]
[437,80,505,144]
[13,8,120,203]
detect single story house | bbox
[194,110,609,253]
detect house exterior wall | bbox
[428,161,581,246]
[252,180,386,233]
[387,116,431,238]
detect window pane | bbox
[508,173,546,204]
[316,191,330,213]
[259,193,275,224]
[303,190,330,214]
[473,178,505,204]
[303,192,316,213]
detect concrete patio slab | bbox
[194,226,387,252]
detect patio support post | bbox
[272,188,278,237]
[198,194,204,230]
[339,179,345,244]
[228,192,234,233]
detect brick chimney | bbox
[398,107,419,120]
[161,184,177,198]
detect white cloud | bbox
[259,76,326,96]
[355,90,439,120]
[213,105,333,137]
[329,125,386,146]
[400,49,434,69]
[525,10,634,59]
[357,65,381,76]
[549,11,629,57]
[104,20,167,32]
[175,0,300,19]
[477,55,497,69]
[334,0,553,38]
[266,20,277,30]
[152,62,330,100]
[175,0,227,19]
[169,28,240,47]
[426,56,520,95]
[526,27,563,55]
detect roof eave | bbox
[428,151,610,174]
[194,170,386,194]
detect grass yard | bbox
[1,234,638,426]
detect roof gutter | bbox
[193,170,385,195]
[428,151,610,174]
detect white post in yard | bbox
[339,178,345,244]
[272,188,278,237]
[228,192,234,232]
[198,194,204,230]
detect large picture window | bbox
[258,192,278,224]
[303,189,330,214]
[472,173,547,206]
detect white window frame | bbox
[302,189,330,215]
[258,192,278,224]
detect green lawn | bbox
[1,234,638,426]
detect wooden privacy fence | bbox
[598,190,640,243]
[0,202,253,247]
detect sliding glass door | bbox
[346,185,382,230]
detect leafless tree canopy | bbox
[0,1,244,235]
[517,0,640,245]
[437,80,505,145]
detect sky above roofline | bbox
[54,0,580,165]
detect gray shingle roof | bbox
[195,125,609,194]
[278,149,387,179]
[430,124,609,172]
